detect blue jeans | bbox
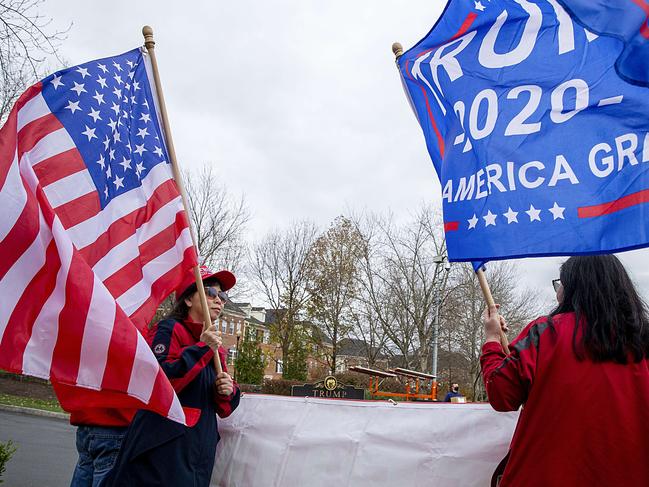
[70,425,127,487]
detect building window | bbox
[256,329,264,342]
[275,360,283,374]
[229,321,235,335]
[227,348,236,365]
[263,331,270,344]
[221,320,227,334]
[236,322,242,334]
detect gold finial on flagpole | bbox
[142,25,155,50]
[392,42,404,60]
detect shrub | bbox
[0,440,17,484]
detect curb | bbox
[0,403,69,421]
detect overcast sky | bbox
[40,0,649,304]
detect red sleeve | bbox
[480,317,549,412]
[148,320,215,394]
[213,347,241,418]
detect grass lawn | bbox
[0,393,64,413]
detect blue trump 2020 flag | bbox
[397,0,649,264]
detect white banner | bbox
[211,394,518,486]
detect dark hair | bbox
[550,255,649,363]
[166,278,220,322]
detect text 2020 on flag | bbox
[0,47,197,423]
[397,0,649,264]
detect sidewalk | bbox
[0,403,68,421]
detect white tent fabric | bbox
[211,394,519,486]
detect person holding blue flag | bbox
[481,255,649,486]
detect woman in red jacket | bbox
[482,255,649,486]
[105,266,240,487]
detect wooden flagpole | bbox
[392,41,509,353]
[476,269,509,351]
[143,26,223,374]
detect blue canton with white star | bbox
[40,48,170,208]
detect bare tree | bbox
[351,209,452,371]
[0,0,69,122]
[305,216,363,374]
[249,221,317,378]
[184,165,250,279]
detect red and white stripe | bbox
[0,83,195,424]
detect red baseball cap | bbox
[174,265,236,298]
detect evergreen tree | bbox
[283,327,309,381]
[234,330,266,385]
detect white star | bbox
[134,144,147,156]
[96,154,106,169]
[483,210,497,227]
[136,127,149,139]
[113,74,123,85]
[130,96,137,105]
[143,99,149,109]
[106,164,112,178]
[113,87,122,99]
[124,83,130,91]
[81,125,97,141]
[70,82,87,96]
[111,102,120,115]
[128,70,135,80]
[113,130,121,143]
[65,100,81,114]
[107,118,117,131]
[97,63,108,74]
[50,74,64,89]
[112,61,123,72]
[474,1,486,11]
[468,214,479,230]
[103,135,110,150]
[140,112,151,123]
[122,109,129,119]
[113,175,124,189]
[119,156,132,171]
[526,205,542,222]
[126,59,134,68]
[133,81,140,91]
[104,186,109,199]
[76,67,90,79]
[109,149,116,161]
[96,76,108,89]
[88,108,102,122]
[549,202,566,220]
[135,161,145,179]
[92,91,105,105]
[503,207,518,224]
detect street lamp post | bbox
[431,254,451,400]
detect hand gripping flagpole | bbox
[143,26,223,375]
[392,42,509,354]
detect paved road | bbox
[0,409,77,487]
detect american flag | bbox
[0,47,197,423]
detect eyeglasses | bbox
[552,279,562,292]
[205,286,228,303]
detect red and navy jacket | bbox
[481,312,649,486]
[105,317,241,487]
[146,317,240,421]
